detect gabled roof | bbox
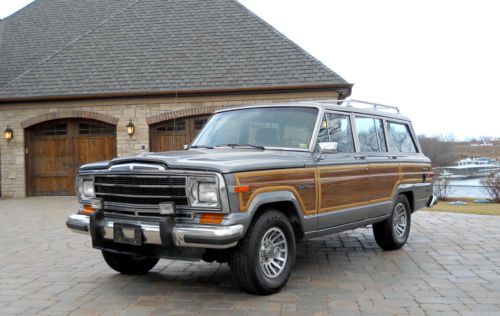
[0,0,351,102]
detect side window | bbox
[316,113,355,153]
[355,117,387,152]
[317,116,329,143]
[386,122,417,153]
[326,113,354,152]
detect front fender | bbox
[224,190,308,236]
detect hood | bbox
[80,149,313,173]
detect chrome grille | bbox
[94,175,189,215]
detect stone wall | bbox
[0,91,338,197]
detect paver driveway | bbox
[0,197,499,315]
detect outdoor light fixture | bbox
[126,120,135,136]
[4,126,13,142]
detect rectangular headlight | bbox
[198,182,218,203]
[187,176,220,208]
[77,176,95,202]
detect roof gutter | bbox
[0,83,353,104]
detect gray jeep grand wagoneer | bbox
[67,100,437,294]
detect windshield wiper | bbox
[216,143,265,150]
[188,145,214,149]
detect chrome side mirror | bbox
[183,144,190,150]
[319,142,338,154]
[315,142,338,160]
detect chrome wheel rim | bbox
[393,203,407,238]
[259,227,288,279]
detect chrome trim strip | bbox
[95,183,185,188]
[96,192,187,199]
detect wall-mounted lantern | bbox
[126,120,135,136]
[4,126,13,142]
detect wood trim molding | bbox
[20,110,119,128]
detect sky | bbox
[1,0,499,140]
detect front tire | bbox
[102,251,159,275]
[373,195,411,250]
[229,210,296,295]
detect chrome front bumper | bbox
[66,214,243,249]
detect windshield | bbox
[192,107,319,150]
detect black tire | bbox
[102,251,159,275]
[373,195,411,250]
[229,210,296,295]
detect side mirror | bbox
[318,142,338,154]
[183,144,190,150]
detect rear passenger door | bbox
[353,116,399,218]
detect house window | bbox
[33,123,68,136]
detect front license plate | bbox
[113,223,142,245]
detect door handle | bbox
[388,155,398,159]
[354,155,366,160]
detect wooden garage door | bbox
[150,115,209,152]
[26,119,116,196]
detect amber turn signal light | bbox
[80,205,97,215]
[234,185,250,193]
[199,213,224,225]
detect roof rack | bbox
[312,99,400,114]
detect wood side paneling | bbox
[401,163,431,184]
[235,169,317,214]
[319,164,370,212]
[234,162,431,215]
[369,163,400,202]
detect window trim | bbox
[385,120,419,154]
[353,114,389,153]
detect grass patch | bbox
[425,201,500,216]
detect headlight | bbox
[77,176,95,202]
[188,177,219,208]
[198,182,218,203]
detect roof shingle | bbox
[0,0,351,101]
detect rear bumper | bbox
[426,194,438,207]
[66,213,243,249]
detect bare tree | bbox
[480,172,500,202]
[418,135,456,167]
[434,177,450,201]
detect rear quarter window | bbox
[386,121,417,153]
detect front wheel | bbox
[373,195,411,250]
[229,210,296,295]
[102,251,159,275]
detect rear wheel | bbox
[102,251,159,275]
[229,210,296,295]
[373,195,411,250]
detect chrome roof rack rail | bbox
[310,99,400,114]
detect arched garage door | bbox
[150,115,209,152]
[26,119,117,196]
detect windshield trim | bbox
[191,105,323,153]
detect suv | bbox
[67,100,437,295]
